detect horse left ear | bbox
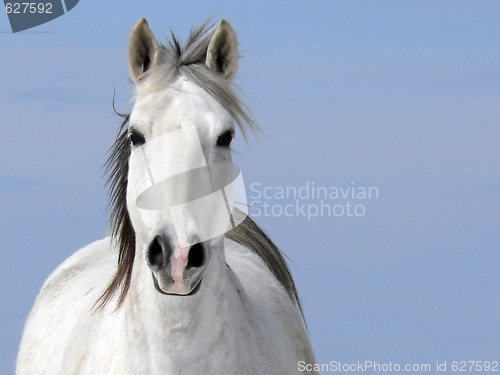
[129,18,159,83]
[206,19,238,79]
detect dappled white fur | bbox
[17,237,315,374]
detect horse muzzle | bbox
[146,235,209,295]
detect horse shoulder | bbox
[41,237,115,292]
[224,238,318,374]
[17,237,117,374]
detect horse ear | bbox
[206,19,238,79]
[129,18,159,82]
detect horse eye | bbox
[129,129,146,146]
[217,130,234,148]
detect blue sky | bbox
[1,1,499,373]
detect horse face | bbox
[125,19,239,295]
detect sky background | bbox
[1,1,499,374]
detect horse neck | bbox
[121,240,242,359]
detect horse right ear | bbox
[206,19,238,79]
[129,18,159,83]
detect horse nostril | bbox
[147,236,164,267]
[186,243,205,269]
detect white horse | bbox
[17,19,317,374]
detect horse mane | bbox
[96,23,304,320]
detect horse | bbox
[16,19,317,374]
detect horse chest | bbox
[83,317,271,375]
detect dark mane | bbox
[97,23,304,320]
